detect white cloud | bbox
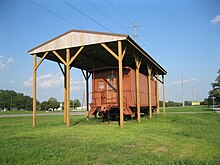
[23,73,85,91]
[38,74,63,88]
[23,77,33,87]
[210,15,220,25]
[71,80,84,91]
[172,78,196,85]
[24,73,63,88]
[0,56,15,70]
[7,57,15,64]
[0,59,7,69]
[9,80,16,84]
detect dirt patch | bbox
[154,146,168,154]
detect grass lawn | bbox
[165,105,213,113]
[0,109,86,115]
[0,107,219,164]
[0,110,52,115]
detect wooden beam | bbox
[81,69,91,117]
[162,75,166,116]
[127,39,166,74]
[118,41,124,128]
[101,43,119,60]
[33,54,37,127]
[69,46,84,65]
[156,74,160,115]
[57,62,65,76]
[122,47,127,59]
[52,50,67,66]
[66,49,71,127]
[64,65,67,124]
[81,69,86,79]
[147,66,152,119]
[35,52,48,70]
[135,59,141,122]
[153,74,163,84]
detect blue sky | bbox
[0,0,219,103]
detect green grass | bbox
[0,109,86,115]
[0,107,219,164]
[0,110,44,115]
[166,105,213,112]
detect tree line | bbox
[203,69,220,106]
[0,90,81,111]
[0,90,36,110]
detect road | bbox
[1,109,219,118]
[212,108,220,113]
[0,111,87,118]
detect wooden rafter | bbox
[52,50,67,66]
[69,46,84,65]
[101,43,119,60]
[35,52,48,70]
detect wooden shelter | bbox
[28,29,167,128]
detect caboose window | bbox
[98,81,104,90]
[107,75,116,90]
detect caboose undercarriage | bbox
[89,104,157,121]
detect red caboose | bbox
[89,67,157,120]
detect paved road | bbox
[0,111,87,118]
[212,108,220,113]
[1,109,219,118]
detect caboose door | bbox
[106,75,117,103]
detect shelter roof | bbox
[28,30,167,75]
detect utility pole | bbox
[130,21,144,42]
[212,97,215,108]
[133,21,137,42]
[181,75,184,107]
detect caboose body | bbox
[89,67,157,119]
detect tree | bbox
[72,99,81,108]
[0,90,37,110]
[208,69,220,105]
[40,97,60,111]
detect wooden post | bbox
[64,65,67,123]
[118,41,124,128]
[66,49,71,127]
[147,66,152,119]
[135,58,141,122]
[156,73,160,115]
[81,70,91,119]
[33,54,37,127]
[162,75,166,116]
[86,70,89,119]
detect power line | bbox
[129,21,179,82]
[61,0,112,32]
[27,0,82,29]
[138,28,180,81]
[85,0,131,35]
[105,0,133,25]
[129,21,145,41]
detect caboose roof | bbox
[28,29,166,75]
